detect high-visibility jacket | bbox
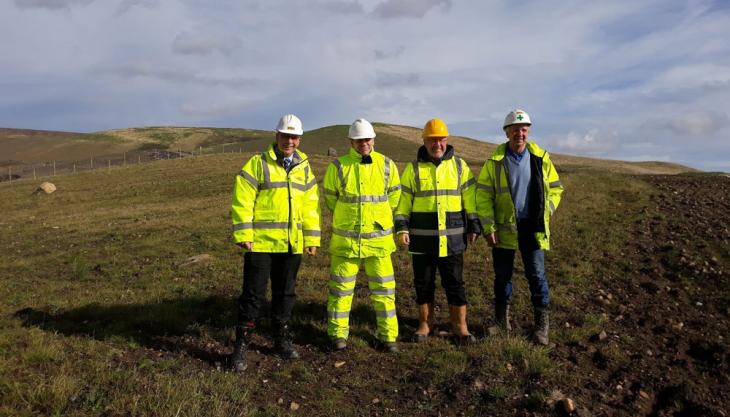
[394,145,481,257]
[323,147,401,258]
[475,141,564,250]
[231,144,321,253]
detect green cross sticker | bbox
[516,114,524,121]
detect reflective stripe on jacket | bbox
[231,143,321,253]
[324,147,401,258]
[394,145,481,257]
[475,141,563,250]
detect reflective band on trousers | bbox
[409,227,465,236]
[338,194,389,203]
[368,275,395,283]
[330,288,355,297]
[328,311,350,319]
[332,227,393,239]
[330,274,357,283]
[376,309,397,318]
[371,288,395,296]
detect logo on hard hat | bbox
[516,114,524,121]
[287,126,295,130]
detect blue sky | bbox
[2,0,729,171]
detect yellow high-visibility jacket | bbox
[231,144,321,253]
[394,145,481,257]
[475,141,564,250]
[323,148,401,258]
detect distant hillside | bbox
[1,124,695,175]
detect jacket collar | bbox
[417,144,455,163]
[266,143,305,166]
[490,141,545,161]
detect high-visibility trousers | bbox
[327,255,398,342]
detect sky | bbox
[2,0,729,171]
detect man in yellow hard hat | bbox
[323,118,401,352]
[395,118,481,344]
[476,109,564,345]
[229,114,321,371]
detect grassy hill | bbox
[0,148,727,416]
[2,125,695,176]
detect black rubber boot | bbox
[495,302,512,331]
[533,307,549,346]
[231,325,252,372]
[274,323,300,360]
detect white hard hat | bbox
[275,114,303,136]
[503,109,532,130]
[348,118,376,140]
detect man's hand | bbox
[484,233,498,247]
[305,246,317,256]
[467,233,478,244]
[237,241,253,250]
[398,233,410,246]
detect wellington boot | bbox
[495,302,512,332]
[413,303,434,343]
[449,305,475,345]
[533,307,549,346]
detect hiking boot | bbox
[454,334,477,346]
[331,338,347,351]
[274,323,299,360]
[381,341,399,353]
[533,307,549,346]
[230,325,253,372]
[495,302,512,331]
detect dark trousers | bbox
[492,221,550,307]
[238,251,302,326]
[412,253,467,306]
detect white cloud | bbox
[551,130,619,156]
[115,0,157,16]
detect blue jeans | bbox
[492,223,550,307]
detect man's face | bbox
[424,136,448,159]
[350,138,374,156]
[276,132,301,156]
[505,124,530,151]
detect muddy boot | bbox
[413,303,434,343]
[230,324,253,372]
[533,307,549,346]
[495,302,512,332]
[449,305,476,345]
[273,323,299,360]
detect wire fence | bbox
[1,143,250,185]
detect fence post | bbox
[123,152,126,165]
[222,144,226,154]
[239,146,242,153]
[199,146,202,156]
[138,155,141,164]
[53,161,56,176]
[91,157,94,169]
[8,166,10,183]
[74,164,76,174]
[33,167,37,180]
[108,160,111,170]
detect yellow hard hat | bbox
[422,118,449,138]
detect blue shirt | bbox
[504,146,531,219]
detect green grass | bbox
[0,150,669,416]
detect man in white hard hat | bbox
[475,109,564,345]
[323,118,401,352]
[230,114,321,371]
